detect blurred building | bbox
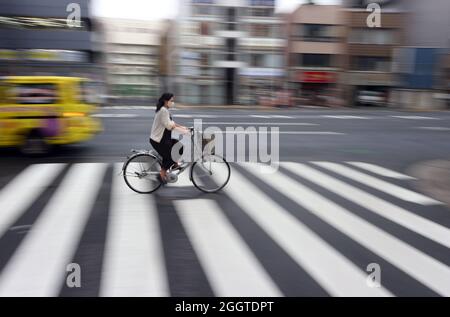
[176,0,286,105]
[388,0,450,109]
[344,0,450,109]
[99,18,167,101]
[286,4,345,106]
[342,2,405,107]
[0,0,100,78]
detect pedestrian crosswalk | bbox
[0,164,106,297]
[175,199,282,297]
[346,162,416,180]
[100,164,168,297]
[0,161,448,297]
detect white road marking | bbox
[216,131,345,135]
[243,162,450,297]
[392,116,439,120]
[0,164,107,297]
[217,164,392,297]
[194,122,318,126]
[175,199,282,297]
[92,114,139,118]
[347,162,416,180]
[323,115,370,119]
[417,127,450,131]
[282,162,450,249]
[313,162,442,205]
[100,164,169,297]
[0,164,65,238]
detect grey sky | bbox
[92,0,340,20]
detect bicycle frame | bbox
[122,127,229,193]
[122,128,213,182]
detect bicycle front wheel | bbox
[123,154,162,194]
[190,155,231,193]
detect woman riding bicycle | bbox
[150,93,190,183]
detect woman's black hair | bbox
[156,93,174,113]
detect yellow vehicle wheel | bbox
[20,131,51,156]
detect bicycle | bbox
[122,127,231,194]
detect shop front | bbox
[345,72,395,107]
[293,70,339,106]
[238,68,285,105]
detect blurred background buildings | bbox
[0,0,449,109]
[175,0,286,106]
[98,18,166,102]
[286,4,344,107]
[0,0,101,79]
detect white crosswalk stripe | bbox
[215,163,392,297]
[313,162,442,205]
[347,162,416,180]
[242,162,450,296]
[100,164,169,297]
[281,162,450,249]
[0,161,448,297]
[0,164,65,238]
[0,164,107,296]
[175,199,282,297]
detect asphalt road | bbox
[0,107,449,297]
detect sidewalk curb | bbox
[407,160,450,208]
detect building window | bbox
[250,24,269,37]
[200,52,209,66]
[193,5,213,16]
[0,16,88,30]
[349,28,395,45]
[249,24,280,37]
[299,54,333,67]
[351,56,391,71]
[200,22,210,35]
[292,24,337,42]
[249,54,265,67]
[226,39,236,61]
[227,8,236,22]
[248,8,274,17]
[266,54,283,68]
[247,53,283,68]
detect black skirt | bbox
[150,128,183,170]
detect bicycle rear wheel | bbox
[123,154,162,194]
[190,155,231,193]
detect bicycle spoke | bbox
[191,155,230,193]
[123,154,162,194]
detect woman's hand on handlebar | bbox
[175,126,191,135]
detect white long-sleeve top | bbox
[150,107,175,143]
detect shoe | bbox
[180,160,189,168]
[171,160,187,170]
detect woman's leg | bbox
[150,139,169,179]
[169,139,184,167]
[160,140,176,170]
